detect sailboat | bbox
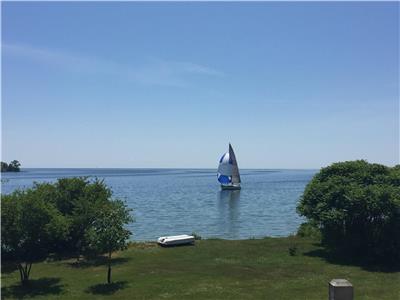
[217,143,241,190]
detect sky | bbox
[1,2,399,169]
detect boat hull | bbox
[157,235,195,246]
[221,184,241,190]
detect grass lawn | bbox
[2,237,399,299]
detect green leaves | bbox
[297,160,400,262]
[1,177,134,284]
[83,200,133,284]
[85,200,133,255]
[25,177,119,256]
[1,189,68,263]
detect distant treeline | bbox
[1,160,21,172]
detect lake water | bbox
[1,168,317,241]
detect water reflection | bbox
[217,190,241,238]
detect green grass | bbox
[2,237,399,299]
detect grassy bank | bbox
[2,237,399,299]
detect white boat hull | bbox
[221,184,241,190]
[157,235,195,246]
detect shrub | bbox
[297,160,400,263]
[297,222,321,239]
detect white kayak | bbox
[157,234,195,246]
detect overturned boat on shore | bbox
[157,235,195,246]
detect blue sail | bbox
[217,174,232,184]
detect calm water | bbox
[1,168,316,241]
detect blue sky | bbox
[2,2,399,168]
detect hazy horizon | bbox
[2,2,399,169]
[1,160,396,170]
[12,167,320,170]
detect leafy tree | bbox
[85,200,133,284]
[1,161,9,172]
[1,190,69,284]
[8,160,21,171]
[2,177,134,285]
[1,160,21,172]
[31,177,113,259]
[59,178,113,259]
[297,160,400,263]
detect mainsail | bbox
[229,144,241,184]
[217,143,241,185]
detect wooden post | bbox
[329,279,353,300]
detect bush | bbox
[297,222,321,239]
[297,160,400,263]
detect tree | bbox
[30,177,113,259]
[1,190,69,284]
[85,200,133,284]
[297,160,400,263]
[1,160,21,172]
[57,178,113,259]
[8,160,21,171]
[1,177,134,285]
[1,161,9,172]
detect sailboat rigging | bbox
[217,143,241,190]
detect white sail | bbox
[218,152,232,175]
[217,143,241,188]
[229,144,241,184]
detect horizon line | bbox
[15,167,320,170]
